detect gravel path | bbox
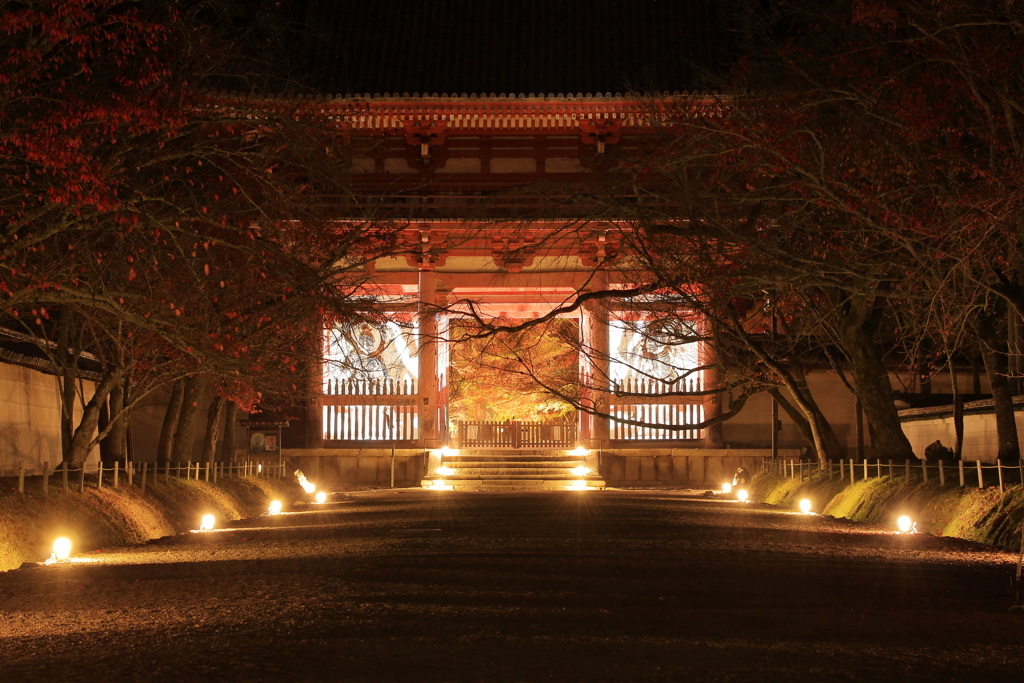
[1,489,1022,682]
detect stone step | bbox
[422,478,606,491]
[444,469,582,478]
[446,462,585,466]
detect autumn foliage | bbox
[0,0,395,466]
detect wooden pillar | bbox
[305,326,325,449]
[583,269,610,448]
[418,268,439,449]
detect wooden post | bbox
[921,459,927,483]
[977,460,984,489]
[127,461,133,487]
[851,459,856,485]
[939,460,945,487]
[165,460,170,481]
[863,459,868,481]
[998,459,1004,494]
[97,462,103,489]
[205,462,210,482]
[212,461,217,483]
[888,459,894,479]
[113,461,119,487]
[62,461,68,494]
[18,460,24,494]
[959,459,965,487]
[42,460,49,497]
[141,462,147,496]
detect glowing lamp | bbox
[722,482,732,493]
[269,500,282,515]
[799,499,812,514]
[737,489,749,502]
[440,447,459,458]
[437,466,454,475]
[571,465,590,476]
[53,537,72,561]
[569,446,589,457]
[897,515,914,533]
[315,492,327,504]
[257,464,263,474]
[200,514,215,531]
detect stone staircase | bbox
[421,448,606,491]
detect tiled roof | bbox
[289,0,737,95]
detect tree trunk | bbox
[220,401,238,463]
[949,359,964,460]
[64,368,128,468]
[836,293,915,460]
[99,381,126,463]
[157,380,185,467]
[975,312,1020,460]
[767,386,845,460]
[171,376,206,463]
[201,395,225,463]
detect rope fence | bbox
[763,457,1024,494]
[12,459,287,497]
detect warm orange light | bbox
[722,482,732,493]
[799,499,812,514]
[315,492,327,504]
[571,465,590,476]
[53,537,72,561]
[737,489,748,502]
[269,500,282,514]
[897,516,915,533]
[569,447,589,457]
[200,514,215,531]
[437,466,454,475]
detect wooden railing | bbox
[609,376,704,441]
[456,420,577,449]
[322,378,419,442]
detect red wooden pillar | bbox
[418,268,440,448]
[581,269,611,448]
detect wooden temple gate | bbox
[609,377,705,442]
[322,378,420,443]
[456,420,577,449]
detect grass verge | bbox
[752,470,1024,550]
[0,476,304,572]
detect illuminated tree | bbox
[0,0,397,467]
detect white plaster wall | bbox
[902,413,1020,464]
[722,371,860,455]
[0,363,99,476]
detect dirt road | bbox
[1,489,1021,682]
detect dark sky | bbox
[282,0,744,95]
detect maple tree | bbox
[0,0,397,467]
[447,318,578,423]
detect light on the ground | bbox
[569,480,588,490]
[430,480,452,490]
[269,500,282,514]
[571,465,590,476]
[200,514,215,531]
[440,447,459,458]
[315,491,327,504]
[722,482,732,493]
[437,466,454,475]
[897,515,915,533]
[53,537,72,561]
[737,489,748,502]
[799,499,812,514]
[569,446,589,457]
